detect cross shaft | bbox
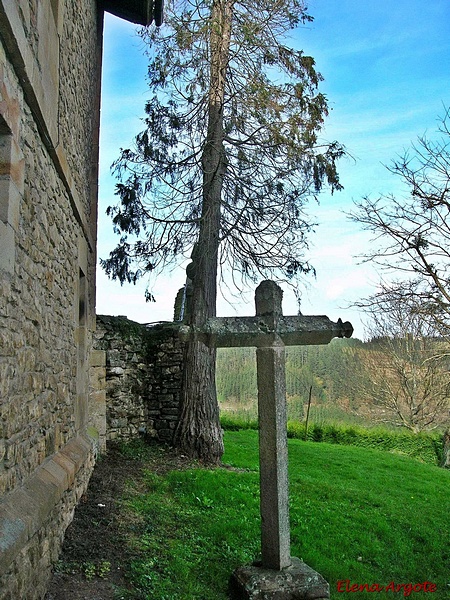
[179,280,353,572]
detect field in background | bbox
[220,396,369,428]
[216,341,378,431]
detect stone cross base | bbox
[229,557,330,600]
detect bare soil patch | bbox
[45,441,195,600]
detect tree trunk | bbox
[173,0,233,464]
[441,428,450,469]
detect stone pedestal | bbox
[229,557,330,600]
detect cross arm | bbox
[179,315,353,348]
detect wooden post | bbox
[305,385,312,442]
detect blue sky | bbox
[96,0,450,338]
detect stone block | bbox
[59,435,91,474]
[41,457,70,495]
[229,558,330,600]
[108,366,125,376]
[0,177,22,230]
[0,500,31,570]
[90,389,106,404]
[157,428,173,441]
[0,220,15,274]
[23,473,59,526]
[90,349,106,367]
[163,408,180,416]
[159,393,174,403]
[107,349,122,367]
[52,452,77,485]
[147,409,160,417]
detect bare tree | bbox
[350,108,450,337]
[357,292,450,433]
[351,108,450,464]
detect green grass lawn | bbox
[118,431,450,599]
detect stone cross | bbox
[181,280,353,576]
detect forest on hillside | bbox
[216,337,450,432]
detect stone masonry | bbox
[0,2,101,596]
[95,316,185,443]
[0,2,159,598]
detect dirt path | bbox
[45,441,194,600]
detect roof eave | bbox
[101,0,163,26]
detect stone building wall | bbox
[94,316,185,443]
[59,0,102,222]
[0,1,162,598]
[0,1,101,597]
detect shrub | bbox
[220,414,258,431]
[222,415,443,465]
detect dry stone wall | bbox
[95,316,185,443]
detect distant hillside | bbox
[216,338,367,423]
[216,337,450,432]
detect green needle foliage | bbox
[102,0,344,293]
[102,0,345,464]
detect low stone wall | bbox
[94,316,185,443]
[0,434,96,599]
[89,349,107,453]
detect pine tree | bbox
[102,0,344,463]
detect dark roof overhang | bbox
[101,0,164,26]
